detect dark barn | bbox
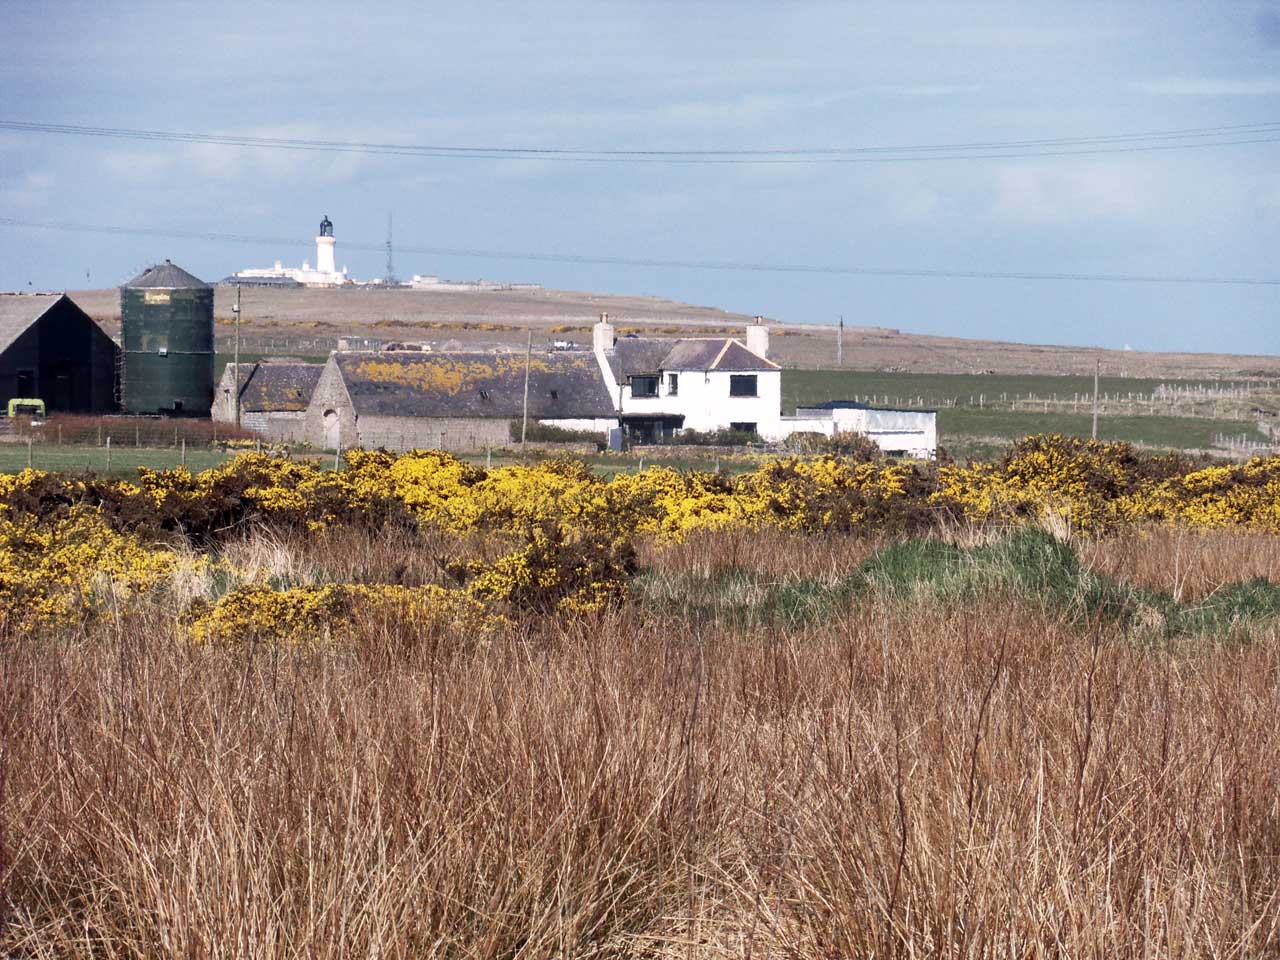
[0,293,119,413]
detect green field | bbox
[0,445,234,478]
[938,410,1269,448]
[779,369,1268,412]
[782,369,1275,454]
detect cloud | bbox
[1140,77,1280,96]
[865,83,985,98]
[0,171,54,209]
[990,163,1159,224]
[100,151,176,179]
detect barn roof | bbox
[334,351,616,419]
[228,362,323,412]
[605,337,777,379]
[0,293,62,355]
[124,261,209,289]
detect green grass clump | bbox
[640,527,1280,640]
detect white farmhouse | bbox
[593,315,783,442]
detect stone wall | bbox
[355,416,509,452]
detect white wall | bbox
[618,368,782,435]
[785,407,937,458]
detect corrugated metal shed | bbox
[335,351,615,419]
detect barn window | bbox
[550,389,559,400]
[729,375,757,397]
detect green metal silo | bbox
[120,260,214,415]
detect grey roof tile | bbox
[124,261,209,289]
[335,351,616,419]
[229,362,324,412]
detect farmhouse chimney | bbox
[746,315,769,359]
[593,311,614,352]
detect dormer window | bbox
[550,389,559,400]
[478,389,491,400]
[630,375,658,398]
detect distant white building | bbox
[233,215,351,288]
[591,313,936,457]
[593,314,783,442]
[788,402,937,459]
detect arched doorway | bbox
[323,409,340,450]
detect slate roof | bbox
[0,293,61,355]
[229,362,323,413]
[605,337,778,380]
[124,261,209,289]
[334,351,616,419]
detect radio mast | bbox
[384,212,397,285]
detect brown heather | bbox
[4,533,1280,957]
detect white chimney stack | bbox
[593,311,615,353]
[746,315,769,359]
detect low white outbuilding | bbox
[787,402,938,459]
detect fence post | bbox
[27,435,33,469]
[135,425,140,448]
[106,436,111,472]
[181,438,186,468]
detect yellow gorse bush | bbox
[189,582,503,645]
[4,436,1280,638]
[0,502,190,632]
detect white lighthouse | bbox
[315,214,337,275]
[232,214,350,287]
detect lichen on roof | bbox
[335,351,613,419]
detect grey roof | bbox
[0,293,61,355]
[605,337,777,379]
[605,339,674,380]
[334,350,616,419]
[124,261,209,289]
[228,362,323,412]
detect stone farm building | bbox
[0,293,118,413]
[305,350,617,452]
[214,361,324,442]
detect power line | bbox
[2,119,1279,164]
[2,215,1276,287]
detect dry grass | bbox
[6,538,1280,956]
[1079,527,1280,601]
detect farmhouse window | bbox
[667,373,679,396]
[630,375,659,398]
[729,374,758,397]
[730,422,758,435]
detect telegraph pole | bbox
[1091,358,1100,440]
[520,326,532,454]
[232,284,242,427]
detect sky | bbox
[0,0,1277,355]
